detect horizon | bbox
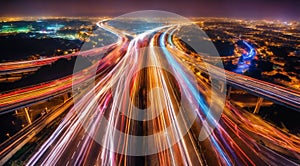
[1,0,300,21]
[1,15,299,22]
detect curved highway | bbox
[24,22,300,166]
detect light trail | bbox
[233,40,256,73]
[241,40,256,60]
[0,43,118,114]
[165,26,300,165]
[1,18,299,166]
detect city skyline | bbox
[1,0,300,21]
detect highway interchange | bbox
[0,18,299,165]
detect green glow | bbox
[0,26,30,33]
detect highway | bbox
[20,21,300,166]
[0,43,117,75]
[241,40,256,60]
[0,36,127,114]
[0,97,74,165]
[167,27,300,111]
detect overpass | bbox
[165,26,300,112]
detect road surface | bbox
[23,21,300,166]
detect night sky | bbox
[1,0,300,20]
